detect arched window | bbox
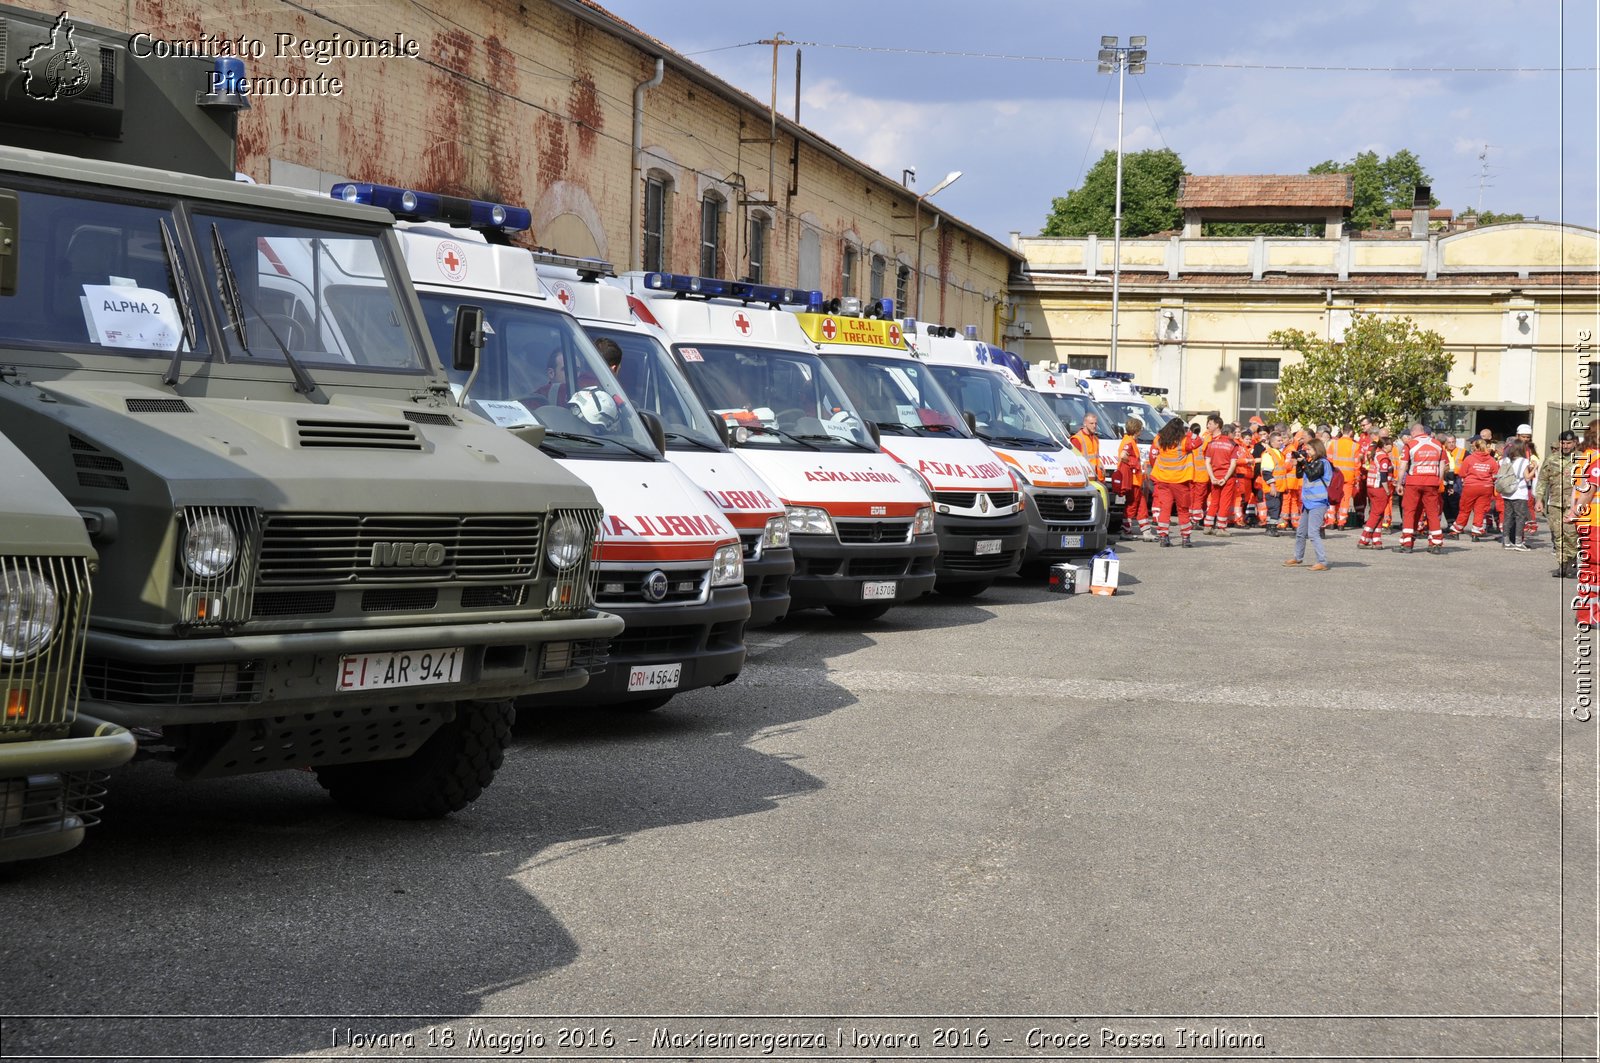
[747,211,770,283]
[869,254,886,302]
[700,192,724,277]
[798,227,822,290]
[642,172,671,272]
[895,264,911,317]
[841,244,858,298]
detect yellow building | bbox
[1011,221,1600,444]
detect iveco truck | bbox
[0,6,621,818]
[1,435,135,862]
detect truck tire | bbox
[935,579,991,598]
[826,602,894,622]
[314,700,515,820]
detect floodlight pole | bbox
[1098,35,1145,374]
[913,169,962,321]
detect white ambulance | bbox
[906,324,1107,562]
[621,273,939,621]
[788,302,1028,596]
[534,256,795,626]
[359,188,750,712]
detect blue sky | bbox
[599,0,1600,242]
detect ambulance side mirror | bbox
[451,304,486,372]
[866,421,882,447]
[963,410,978,434]
[637,409,667,455]
[712,416,733,448]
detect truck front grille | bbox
[82,658,262,707]
[0,555,92,737]
[257,514,541,585]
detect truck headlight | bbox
[912,505,935,536]
[785,505,834,535]
[0,569,58,661]
[545,514,588,571]
[183,514,238,578]
[762,514,790,549]
[711,543,744,587]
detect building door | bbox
[1474,408,1532,441]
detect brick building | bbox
[6,0,1017,337]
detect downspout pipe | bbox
[916,214,940,320]
[631,56,665,270]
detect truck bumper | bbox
[933,511,1028,584]
[79,613,625,726]
[744,546,795,628]
[788,533,939,607]
[0,714,135,864]
[534,586,751,708]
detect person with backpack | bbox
[1284,437,1334,570]
[1496,437,1536,550]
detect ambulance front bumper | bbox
[788,532,939,606]
[534,586,751,707]
[744,545,795,628]
[933,511,1028,582]
[1023,489,1107,560]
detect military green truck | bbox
[1,433,136,863]
[0,6,621,819]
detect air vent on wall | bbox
[295,419,423,451]
[126,398,194,413]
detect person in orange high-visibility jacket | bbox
[1325,429,1360,529]
[1188,417,1219,530]
[1202,423,1241,533]
[1356,435,1396,548]
[1257,433,1284,528]
[1115,416,1150,537]
[1568,421,1600,627]
[1232,430,1257,526]
[1273,430,1306,533]
[1069,412,1103,481]
[1149,417,1203,547]
[1396,423,1447,552]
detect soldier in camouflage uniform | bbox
[1540,429,1582,577]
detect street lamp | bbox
[1097,34,1146,373]
[914,169,962,320]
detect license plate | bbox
[628,663,682,692]
[862,580,898,600]
[337,646,464,692]
[975,539,1002,555]
[1060,534,1084,549]
[1114,494,1126,504]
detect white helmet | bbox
[568,386,619,428]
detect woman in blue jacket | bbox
[1285,437,1334,570]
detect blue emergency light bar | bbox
[530,250,616,278]
[330,182,532,235]
[1087,369,1137,381]
[642,272,822,308]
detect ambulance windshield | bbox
[1018,389,1074,447]
[925,364,1060,450]
[1035,391,1114,440]
[674,344,876,451]
[1093,400,1160,443]
[416,294,660,459]
[584,325,725,452]
[817,354,973,439]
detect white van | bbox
[536,258,795,627]
[791,304,1028,596]
[622,273,938,621]
[392,220,750,712]
[906,325,1107,562]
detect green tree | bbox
[1041,148,1185,237]
[1464,208,1527,225]
[1268,313,1466,428]
[1309,149,1434,230]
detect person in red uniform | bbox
[1232,428,1257,527]
[1202,423,1241,534]
[1356,436,1396,548]
[1447,437,1499,540]
[1149,417,1203,547]
[1115,416,1150,538]
[1396,423,1447,553]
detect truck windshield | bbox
[817,353,972,439]
[926,364,1061,450]
[674,343,875,451]
[417,295,660,459]
[194,213,425,371]
[584,325,724,452]
[0,186,209,358]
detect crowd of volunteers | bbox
[1075,412,1594,585]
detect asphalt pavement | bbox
[2,521,1594,1061]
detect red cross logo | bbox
[733,312,752,335]
[887,323,901,344]
[555,286,572,307]
[443,250,460,272]
[1047,374,1056,387]
[820,316,837,340]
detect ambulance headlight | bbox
[711,544,744,587]
[545,515,588,571]
[912,505,936,537]
[1008,466,1031,489]
[897,463,933,498]
[183,514,238,578]
[785,505,834,535]
[0,570,58,662]
[762,515,790,549]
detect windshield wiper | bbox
[873,421,913,435]
[740,423,818,451]
[158,219,197,388]
[210,224,327,404]
[537,428,657,461]
[796,433,876,453]
[979,430,1053,449]
[663,430,721,452]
